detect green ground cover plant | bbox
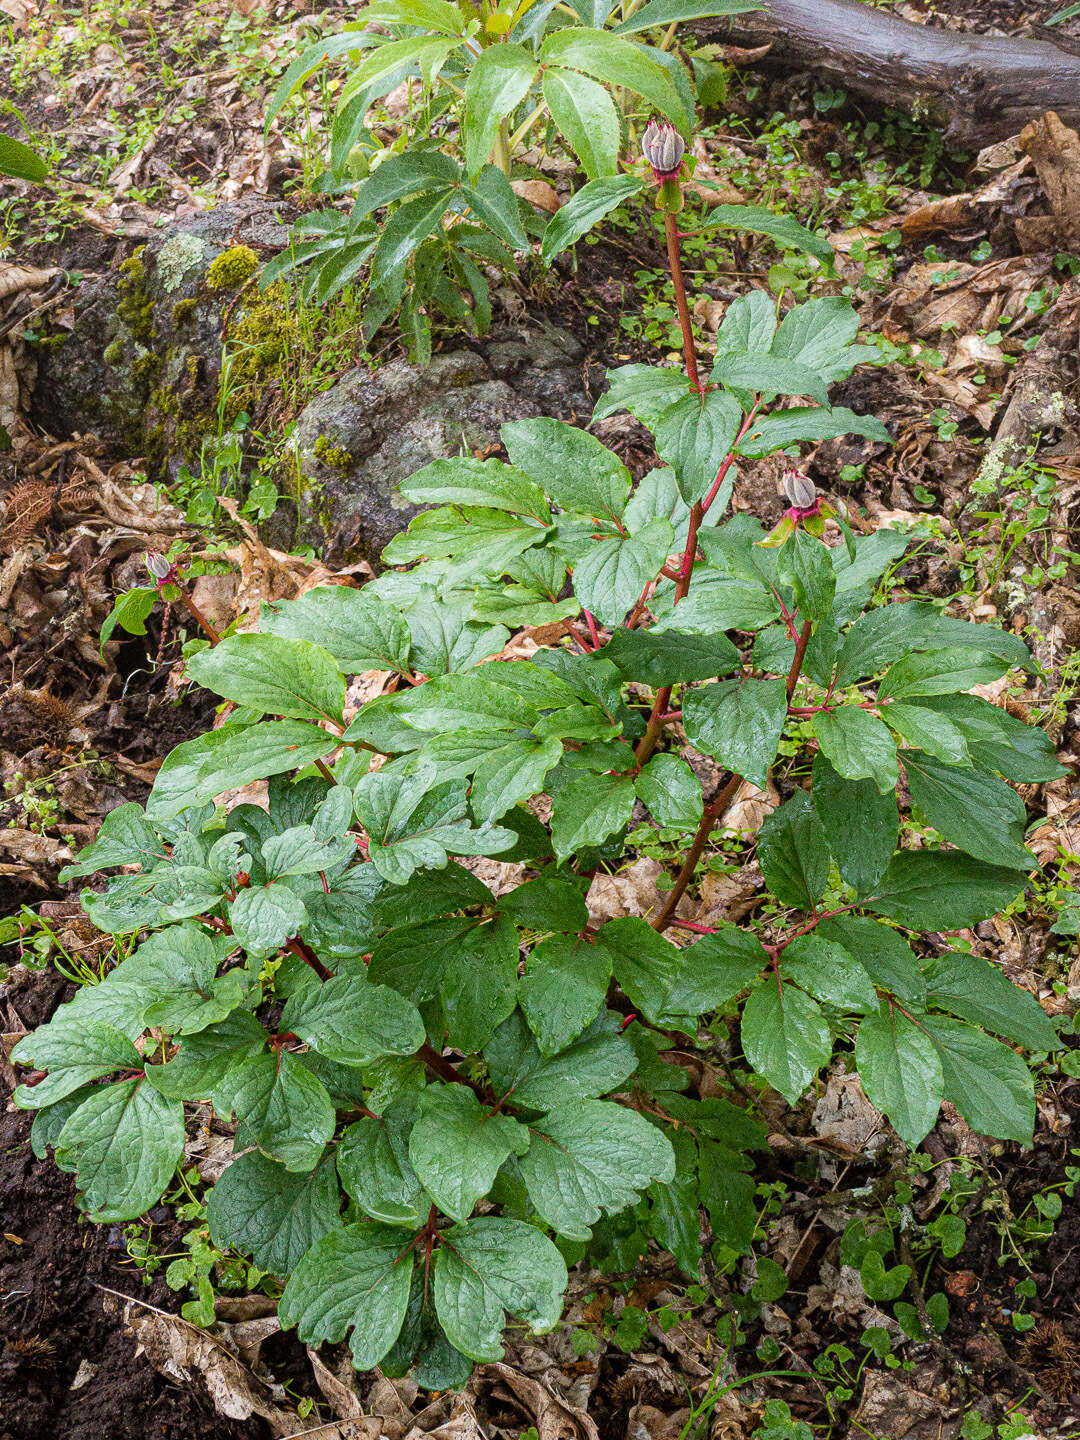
[13,127,1065,1388]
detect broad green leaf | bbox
[12,1019,142,1109]
[710,352,829,406]
[653,576,780,634]
[877,647,1010,701]
[856,1005,943,1146]
[883,702,971,766]
[574,518,674,626]
[682,678,788,789]
[214,1050,336,1172]
[370,186,454,289]
[737,406,891,457]
[383,504,545,585]
[599,917,763,1024]
[282,974,425,1067]
[55,1079,184,1221]
[922,1016,1035,1145]
[337,1111,426,1224]
[543,67,619,180]
[907,694,1063,783]
[400,455,550,522]
[464,45,539,177]
[614,0,761,33]
[922,951,1059,1053]
[635,754,704,831]
[654,388,743,504]
[359,0,465,33]
[714,288,777,356]
[502,417,630,524]
[405,594,509,677]
[811,753,897,896]
[369,916,480,1003]
[549,771,635,862]
[810,706,898,795]
[461,165,531,249]
[603,626,739,687]
[0,132,49,182]
[143,1012,268,1099]
[777,528,835,629]
[780,933,878,1012]
[186,633,345,724]
[439,913,520,1052]
[519,1100,675,1239]
[59,802,167,880]
[496,875,589,933]
[471,737,562,824]
[229,883,308,953]
[139,924,246,1034]
[433,1217,567,1361]
[147,721,336,821]
[538,28,686,130]
[860,1249,911,1302]
[382,670,538,733]
[756,791,829,910]
[740,980,832,1105]
[770,296,862,380]
[408,1085,529,1221]
[646,1127,702,1275]
[540,175,645,264]
[261,586,412,675]
[520,932,611,1056]
[485,1008,636,1109]
[207,1151,342,1274]
[261,824,353,879]
[383,1269,472,1390]
[31,1089,92,1170]
[264,30,379,130]
[903,752,1033,870]
[339,35,457,107]
[701,203,833,265]
[279,1223,414,1369]
[816,916,925,1005]
[864,851,1025,930]
[592,363,688,426]
[833,603,1032,688]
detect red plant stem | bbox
[179,589,220,645]
[665,211,701,393]
[314,757,337,785]
[658,709,682,723]
[283,935,333,982]
[786,620,813,702]
[650,771,744,931]
[417,1042,491,1101]
[771,586,801,643]
[634,502,704,768]
[583,609,601,648]
[668,917,719,934]
[701,402,762,517]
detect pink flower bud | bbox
[641,120,686,178]
[145,551,173,581]
[782,469,817,512]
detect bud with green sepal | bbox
[759,469,842,547]
[641,120,686,214]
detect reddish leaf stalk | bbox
[665,211,702,394]
[650,770,744,931]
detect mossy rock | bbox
[293,326,592,568]
[32,199,294,475]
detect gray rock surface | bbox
[292,324,593,568]
[33,199,294,468]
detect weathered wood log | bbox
[706,0,1080,147]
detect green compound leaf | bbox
[464,44,539,178]
[484,1009,637,1111]
[147,721,337,821]
[599,917,763,1025]
[55,1079,185,1222]
[542,66,620,180]
[635,753,704,831]
[779,933,878,1013]
[902,752,1034,870]
[682,677,788,789]
[864,851,1026,931]
[811,705,898,796]
[503,417,631,523]
[922,1016,1035,1145]
[261,585,412,675]
[337,1110,427,1225]
[433,1216,567,1361]
[186,633,345,724]
[214,1050,336,1173]
[653,388,743,505]
[549,771,636,862]
[228,883,308,954]
[519,1099,675,1239]
[540,174,645,265]
[207,1150,342,1274]
[408,1085,529,1221]
[811,752,898,897]
[601,626,739,686]
[282,974,426,1068]
[922,951,1059,1053]
[756,790,829,911]
[12,1018,142,1110]
[574,518,675,626]
[856,1004,944,1146]
[520,932,612,1057]
[741,979,833,1105]
[59,802,168,881]
[279,1222,415,1370]
[143,1012,269,1100]
[538,28,687,131]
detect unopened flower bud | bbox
[641,120,686,178]
[145,551,172,581]
[782,469,816,512]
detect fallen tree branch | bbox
[705,0,1080,146]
